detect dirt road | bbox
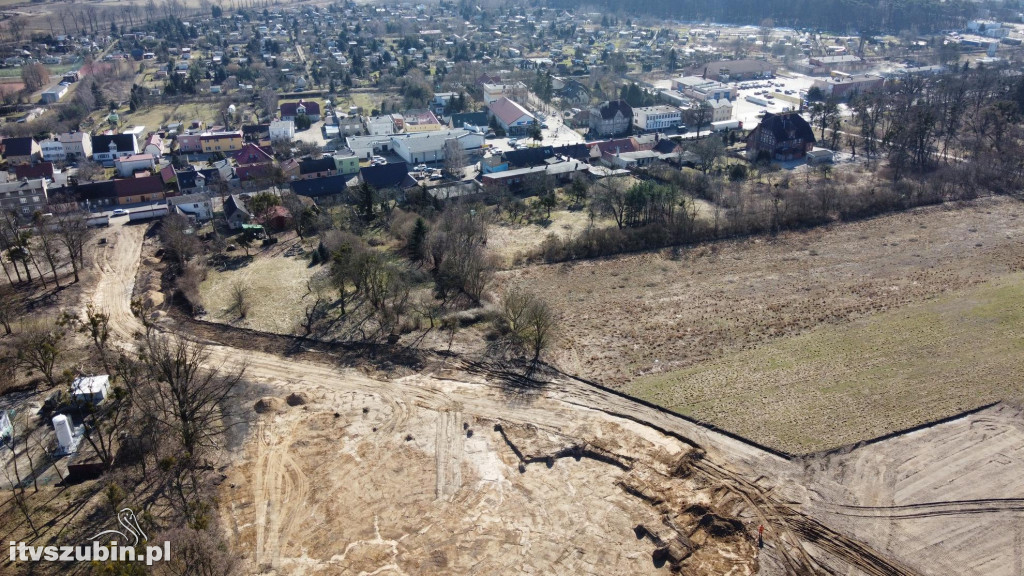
[89,220,1018,576]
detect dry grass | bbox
[488,208,613,266]
[500,197,1024,451]
[199,244,318,334]
[113,102,224,133]
[626,274,1024,454]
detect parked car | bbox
[112,209,128,216]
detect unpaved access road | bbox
[88,220,1023,575]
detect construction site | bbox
[61,221,1024,575]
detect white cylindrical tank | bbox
[52,415,73,450]
[228,104,237,114]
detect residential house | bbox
[114,154,156,178]
[746,112,816,162]
[167,193,213,221]
[335,115,363,137]
[234,143,275,181]
[558,80,590,106]
[359,162,417,191]
[403,109,443,133]
[263,205,291,231]
[269,119,295,142]
[589,100,633,137]
[503,143,589,169]
[2,137,41,165]
[176,133,204,153]
[174,167,207,194]
[68,180,117,208]
[114,175,165,205]
[93,134,139,163]
[200,131,243,154]
[143,134,164,157]
[297,157,337,180]
[364,115,396,136]
[291,174,350,199]
[332,150,360,175]
[223,194,251,229]
[280,100,321,122]
[488,98,536,137]
[59,132,91,160]
[482,82,526,105]
[40,139,67,163]
[14,162,54,181]
[0,178,48,217]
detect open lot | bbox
[627,273,1024,453]
[199,238,318,334]
[503,197,1024,453]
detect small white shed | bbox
[71,375,110,404]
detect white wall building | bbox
[40,139,66,163]
[391,129,484,165]
[114,153,156,177]
[168,193,214,221]
[270,119,295,142]
[633,105,682,131]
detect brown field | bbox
[502,197,1024,452]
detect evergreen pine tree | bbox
[409,217,427,262]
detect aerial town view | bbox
[0,0,1022,573]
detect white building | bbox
[270,119,295,142]
[633,105,682,131]
[671,76,737,102]
[364,115,396,136]
[390,129,484,165]
[42,132,93,162]
[168,193,214,220]
[40,139,66,163]
[482,82,526,105]
[488,97,536,136]
[72,375,110,404]
[114,153,156,177]
[41,85,68,104]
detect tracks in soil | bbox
[434,410,464,500]
[253,418,310,570]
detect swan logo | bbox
[9,507,171,565]
[87,507,148,547]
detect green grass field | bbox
[624,273,1024,454]
[0,61,81,79]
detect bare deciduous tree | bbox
[14,321,66,388]
[126,333,245,458]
